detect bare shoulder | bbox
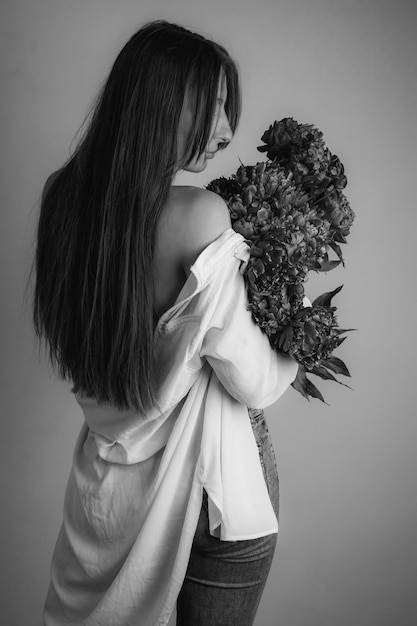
[170,186,231,227]
[168,186,232,273]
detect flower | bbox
[208,118,354,402]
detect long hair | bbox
[33,20,241,412]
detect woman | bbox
[34,20,298,625]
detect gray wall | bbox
[1,0,416,624]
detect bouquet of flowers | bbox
[207,118,355,402]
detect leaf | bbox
[246,268,261,291]
[317,259,342,272]
[311,364,353,389]
[321,356,351,377]
[329,241,345,263]
[291,366,328,403]
[312,285,343,307]
[310,364,339,382]
[291,366,310,401]
[305,378,328,404]
[333,231,347,244]
[304,259,322,271]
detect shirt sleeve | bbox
[199,248,298,408]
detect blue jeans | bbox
[176,409,279,625]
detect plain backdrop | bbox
[1,1,417,625]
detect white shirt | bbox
[44,229,298,626]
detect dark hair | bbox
[33,20,241,412]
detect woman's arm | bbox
[179,188,298,408]
[200,265,298,408]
